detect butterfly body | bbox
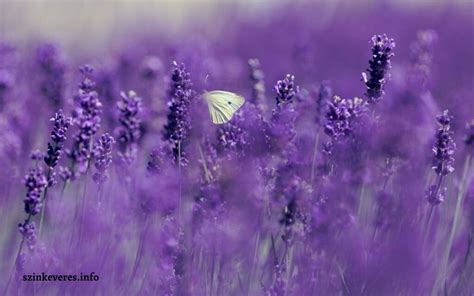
[203,90,245,124]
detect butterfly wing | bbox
[204,91,245,124]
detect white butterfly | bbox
[203,90,245,124]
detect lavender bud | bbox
[44,109,72,168]
[275,74,298,108]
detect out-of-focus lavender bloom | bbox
[58,166,74,182]
[115,91,142,164]
[464,120,474,151]
[426,184,446,206]
[315,81,332,126]
[18,220,37,251]
[44,109,72,168]
[68,65,102,171]
[163,61,195,166]
[217,111,248,157]
[0,43,15,110]
[431,110,456,176]
[36,43,66,108]
[30,150,45,162]
[23,167,47,215]
[409,30,438,89]
[141,56,163,80]
[248,58,266,111]
[362,34,396,104]
[0,69,14,110]
[147,146,166,174]
[92,133,115,185]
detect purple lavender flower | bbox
[44,109,72,168]
[58,166,74,182]
[315,81,332,126]
[163,61,195,166]
[324,96,352,140]
[431,110,456,176]
[92,133,115,185]
[217,111,248,157]
[23,167,47,215]
[115,90,142,164]
[36,43,66,108]
[425,110,456,205]
[68,65,103,171]
[464,120,474,150]
[248,58,266,110]
[147,146,166,174]
[362,34,396,104]
[18,220,37,251]
[141,56,163,80]
[275,74,298,108]
[409,30,438,89]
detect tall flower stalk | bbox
[68,65,103,174]
[39,109,72,235]
[67,65,102,243]
[423,110,456,243]
[163,61,195,167]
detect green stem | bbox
[77,159,91,244]
[38,167,53,238]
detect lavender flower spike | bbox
[275,74,298,108]
[432,110,456,176]
[163,61,195,166]
[44,109,72,168]
[362,34,396,104]
[426,110,456,205]
[69,65,102,171]
[92,133,115,185]
[18,220,37,251]
[116,90,142,164]
[248,58,266,110]
[324,96,352,141]
[23,167,48,216]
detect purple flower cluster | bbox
[69,65,103,170]
[163,61,195,166]
[426,110,456,205]
[44,109,71,168]
[363,34,396,104]
[23,167,47,216]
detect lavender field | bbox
[0,1,473,295]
